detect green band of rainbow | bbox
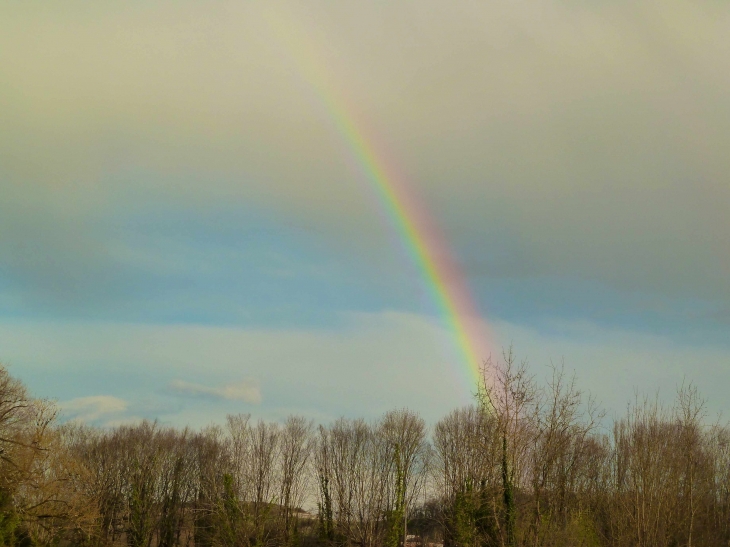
[266,9,491,391]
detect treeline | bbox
[1,351,729,547]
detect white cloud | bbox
[60,395,128,423]
[169,379,262,404]
[2,313,729,427]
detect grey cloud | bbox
[0,203,117,305]
[0,0,728,308]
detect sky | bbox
[1,0,729,428]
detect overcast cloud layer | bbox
[1,1,728,424]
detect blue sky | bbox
[1,0,729,427]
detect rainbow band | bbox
[266,9,491,391]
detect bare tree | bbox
[248,419,280,545]
[432,406,500,547]
[379,409,429,547]
[527,363,603,546]
[190,425,228,547]
[478,348,538,547]
[5,356,730,547]
[278,415,313,544]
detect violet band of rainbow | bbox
[265,9,493,392]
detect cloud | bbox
[60,395,129,424]
[1,0,728,312]
[0,2,728,427]
[169,379,262,404]
[2,312,729,427]
[0,313,467,426]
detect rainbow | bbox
[265,9,492,392]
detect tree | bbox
[478,349,537,547]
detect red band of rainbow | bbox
[265,8,492,391]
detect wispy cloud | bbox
[169,379,262,404]
[60,395,129,423]
[3,313,729,427]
